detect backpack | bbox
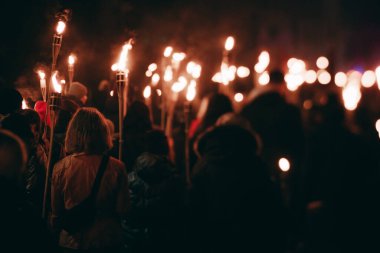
[60,155,109,234]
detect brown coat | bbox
[51,154,129,250]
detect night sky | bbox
[1,0,380,95]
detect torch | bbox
[219,36,234,94]
[67,54,76,94]
[37,70,47,102]
[184,80,196,186]
[115,40,133,161]
[161,46,173,130]
[42,71,62,219]
[143,85,153,123]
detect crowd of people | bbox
[0,70,379,253]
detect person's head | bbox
[67,82,88,105]
[197,93,233,134]
[0,88,23,115]
[123,100,152,135]
[1,112,34,149]
[145,129,169,156]
[269,69,285,86]
[65,107,112,155]
[0,129,27,183]
[55,97,80,134]
[19,109,41,143]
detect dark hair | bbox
[269,69,284,85]
[145,129,169,156]
[19,109,41,127]
[0,129,27,180]
[65,107,112,155]
[123,100,152,136]
[1,112,33,146]
[0,88,22,115]
[195,93,233,136]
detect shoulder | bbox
[108,156,127,174]
[53,155,73,174]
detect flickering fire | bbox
[56,21,66,34]
[316,56,329,69]
[361,70,376,88]
[376,119,380,139]
[212,72,223,83]
[38,70,46,88]
[342,73,361,111]
[22,99,28,109]
[304,70,317,84]
[148,63,158,72]
[143,85,152,99]
[164,66,173,82]
[186,80,197,102]
[254,51,270,73]
[172,52,186,63]
[278,158,290,172]
[237,66,250,78]
[258,71,270,85]
[234,93,244,103]
[317,70,331,85]
[164,46,173,58]
[52,71,62,93]
[152,73,160,86]
[110,90,114,97]
[171,82,187,93]
[224,36,235,51]
[68,54,76,66]
[116,40,133,72]
[334,72,347,87]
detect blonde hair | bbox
[65,107,112,155]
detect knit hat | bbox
[34,101,50,126]
[67,82,88,101]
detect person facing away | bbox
[0,129,57,252]
[187,124,287,253]
[51,107,129,252]
[124,129,186,253]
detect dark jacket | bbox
[188,125,287,253]
[124,152,185,253]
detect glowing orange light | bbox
[37,70,46,89]
[110,90,114,97]
[317,70,331,85]
[148,63,157,72]
[187,61,196,74]
[316,56,329,69]
[156,89,162,96]
[143,85,152,99]
[375,66,380,90]
[51,71,62,93]
[186,80,197,102]
[192,64,202,79]
[164,46,173,57]
[111,63,118,72]
[234,93,244,103]
[164,66,173,82]
[68,54,76,66]
[224,36,235,51]
[22,99,28,109]
[289,59,306,74]
[361,70,376,88]
[258,71,270,85]
[342,78,361,111]
[237,66,250,78]
[305,70,317,84]
[255,51,270,73]
[278,158,290,172]
[178,76,188,86]
[116,40,133,72]
[212,72,223,83]
[376,119,380,139]
[56,21,66,34]
[228,65,237,81]
[145,70,153,77]
[171,82,186,93]
[335,72,347,87]
[152,73,160,86]
[172,52,186,62]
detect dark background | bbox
[1,0,380,97]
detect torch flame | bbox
[171,82,186,93]
[116,40,133,72]
[110,90,114,97]
[38,70,46,80]
[186,80,197,102]
[234,93,244,103]
[143,85,152,99]
[225,36,235,51]
[52,71,62,93]
[152,73,160,86]
[148,63,158,72]
[376,119,380,139]
[164,46,173,57]
[68,54,76,65]
[164,66,173,82]
[172,52,186,63]
[22,99,28,109]
[278,157,291,172]
[56,21,66,35]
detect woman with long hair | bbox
[51,107,129,252]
